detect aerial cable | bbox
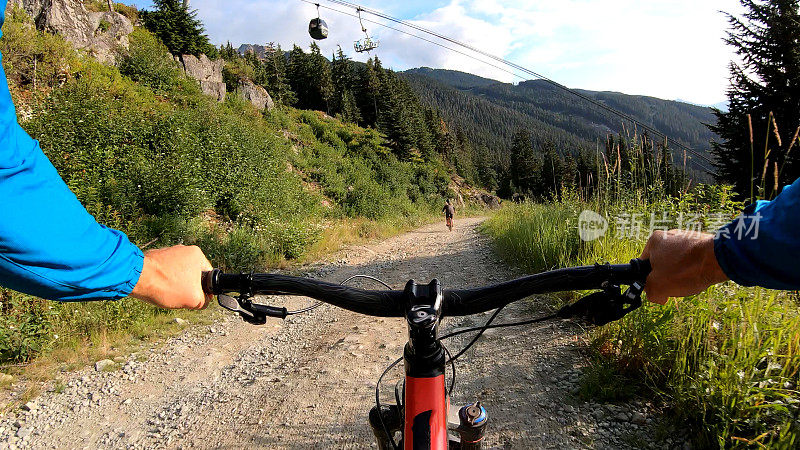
[299,0,530,82]
[315,0,716,172]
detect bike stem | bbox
[401,279,449,450]
[403,279,446,379]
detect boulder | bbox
[8,0,133,64]
[468,191,502,210]
[175,54,226,102]
[94,359,116,372]
[480,193,502,209]
[238,79,274,111]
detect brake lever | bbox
[217,294,288,325]
[556,279,645,326]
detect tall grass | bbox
[483,199,800,447]
[481,202,585,273]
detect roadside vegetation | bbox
[485,2,800,446]
[483,133,799,447]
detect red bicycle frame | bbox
[404,375,448,449]
[368,280,487,449]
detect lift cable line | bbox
[299,0,530,83]
[303,0,716,173]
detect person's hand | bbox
[639,230,729,305]
[130,245,213,309]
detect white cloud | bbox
[190,0,745,104]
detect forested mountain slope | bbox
[401,68,717,169]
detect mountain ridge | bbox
[400,67,717,174]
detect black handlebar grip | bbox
[630,258,652,281]
[201,269,220,295]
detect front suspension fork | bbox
[368,401,488,449]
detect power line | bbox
[312,0,716,173]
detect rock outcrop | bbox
[237,44,270,60]
[8,0,133,64]
[238,79,274,111]
[449,174,502,210]
[174,54,226,102]
[471,192,502,209]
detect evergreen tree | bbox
[474,145,498,191]
[510,129,542,195]
[709,0,800,201]
[329,47,362,124]
[140,0,217,58]
[309,43,334,113]
[264,44,295,106]
[287,45,314,109]
[287,44,333,112]
[357,58,381,125]
[338,90,361,124]
[219,41,237,60]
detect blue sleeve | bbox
[714,177,800,290]
[0,5,144,301]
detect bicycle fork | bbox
[368,400,489,449]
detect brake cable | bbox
[375,356,402,450]
[443,304,506,363]
[441,312,559,344]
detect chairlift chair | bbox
[354,37,379,53]
[308,4,328,40]
[353,7,379,53]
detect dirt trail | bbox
[0,218,688,449]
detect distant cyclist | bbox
[443,199,455,231]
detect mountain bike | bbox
[201,258,650,449]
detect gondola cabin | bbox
[309,18,328,40]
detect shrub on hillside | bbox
[24,62,315,237]
[0,7,78,91]
[117,28,183,92]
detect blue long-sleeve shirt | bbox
[0,4,143,301]
[715,178,800,290]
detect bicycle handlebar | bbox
[205,271,406,317]
[443,258,650,316]
[202,259,651,320]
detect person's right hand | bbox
[130,245,213,309]
[639,230,729,304]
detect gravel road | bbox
[0,217,690,449]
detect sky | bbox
[129,0,746,106]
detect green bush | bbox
[117,28,183,92]
[0,292,53,362]
[0,7,78,91]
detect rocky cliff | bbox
[8,0,133,63]
[174,54,226,102]
[237,43,269,60]
[7,1,283,107]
